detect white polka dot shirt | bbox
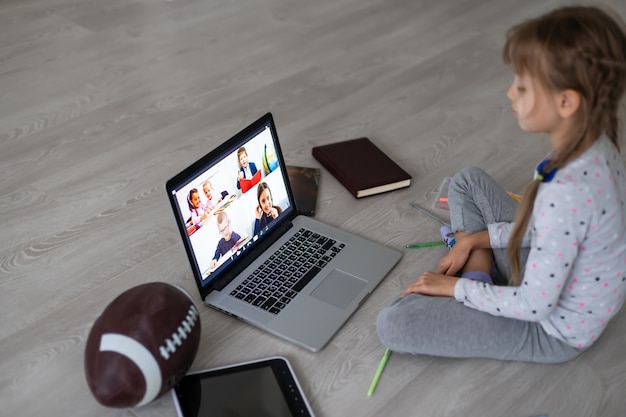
[455,135,626,349]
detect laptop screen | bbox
[166,114,296,293]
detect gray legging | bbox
[376,167,582,363]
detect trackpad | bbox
[311,270,367,308]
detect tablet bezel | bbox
[171,356,316,417]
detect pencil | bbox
[404,241,446,249]
[367,348,392,397]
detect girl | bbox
[187,188,208,227]
[253,182,283,235]
[377,6,626,363]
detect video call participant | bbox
[210,211,242,269]
[202,179,224,211]
[236,146,259,190]
[253,182,282,235]
[187,188,208,227]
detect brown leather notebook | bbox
[312,137,412,198]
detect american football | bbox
[84,282,201,408]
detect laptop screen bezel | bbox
[165,113,298,299]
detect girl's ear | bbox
[556,89,581,118]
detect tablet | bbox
[171,356,316,417]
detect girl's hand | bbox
[437,230,490,276]
[401,272,459,297]
[436,245,469,276]
[270,207,279,218]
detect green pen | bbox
[404,241,446,249]
[367,348,392,396]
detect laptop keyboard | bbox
[229,228,345,314]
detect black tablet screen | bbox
[173,358,313,417]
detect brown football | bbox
[84,282,201,408]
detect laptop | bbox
[166,113,401,352]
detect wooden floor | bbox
[2,0,626,416]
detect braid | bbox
[597,65,625,148]
[508,180,539,286]
[597,71,619,146]
[583,53,626,147]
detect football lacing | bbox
[159,305,199,360]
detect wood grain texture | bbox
[2,0,625,416]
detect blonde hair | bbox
[503,6,626,285]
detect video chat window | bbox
[172,126,291,282]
